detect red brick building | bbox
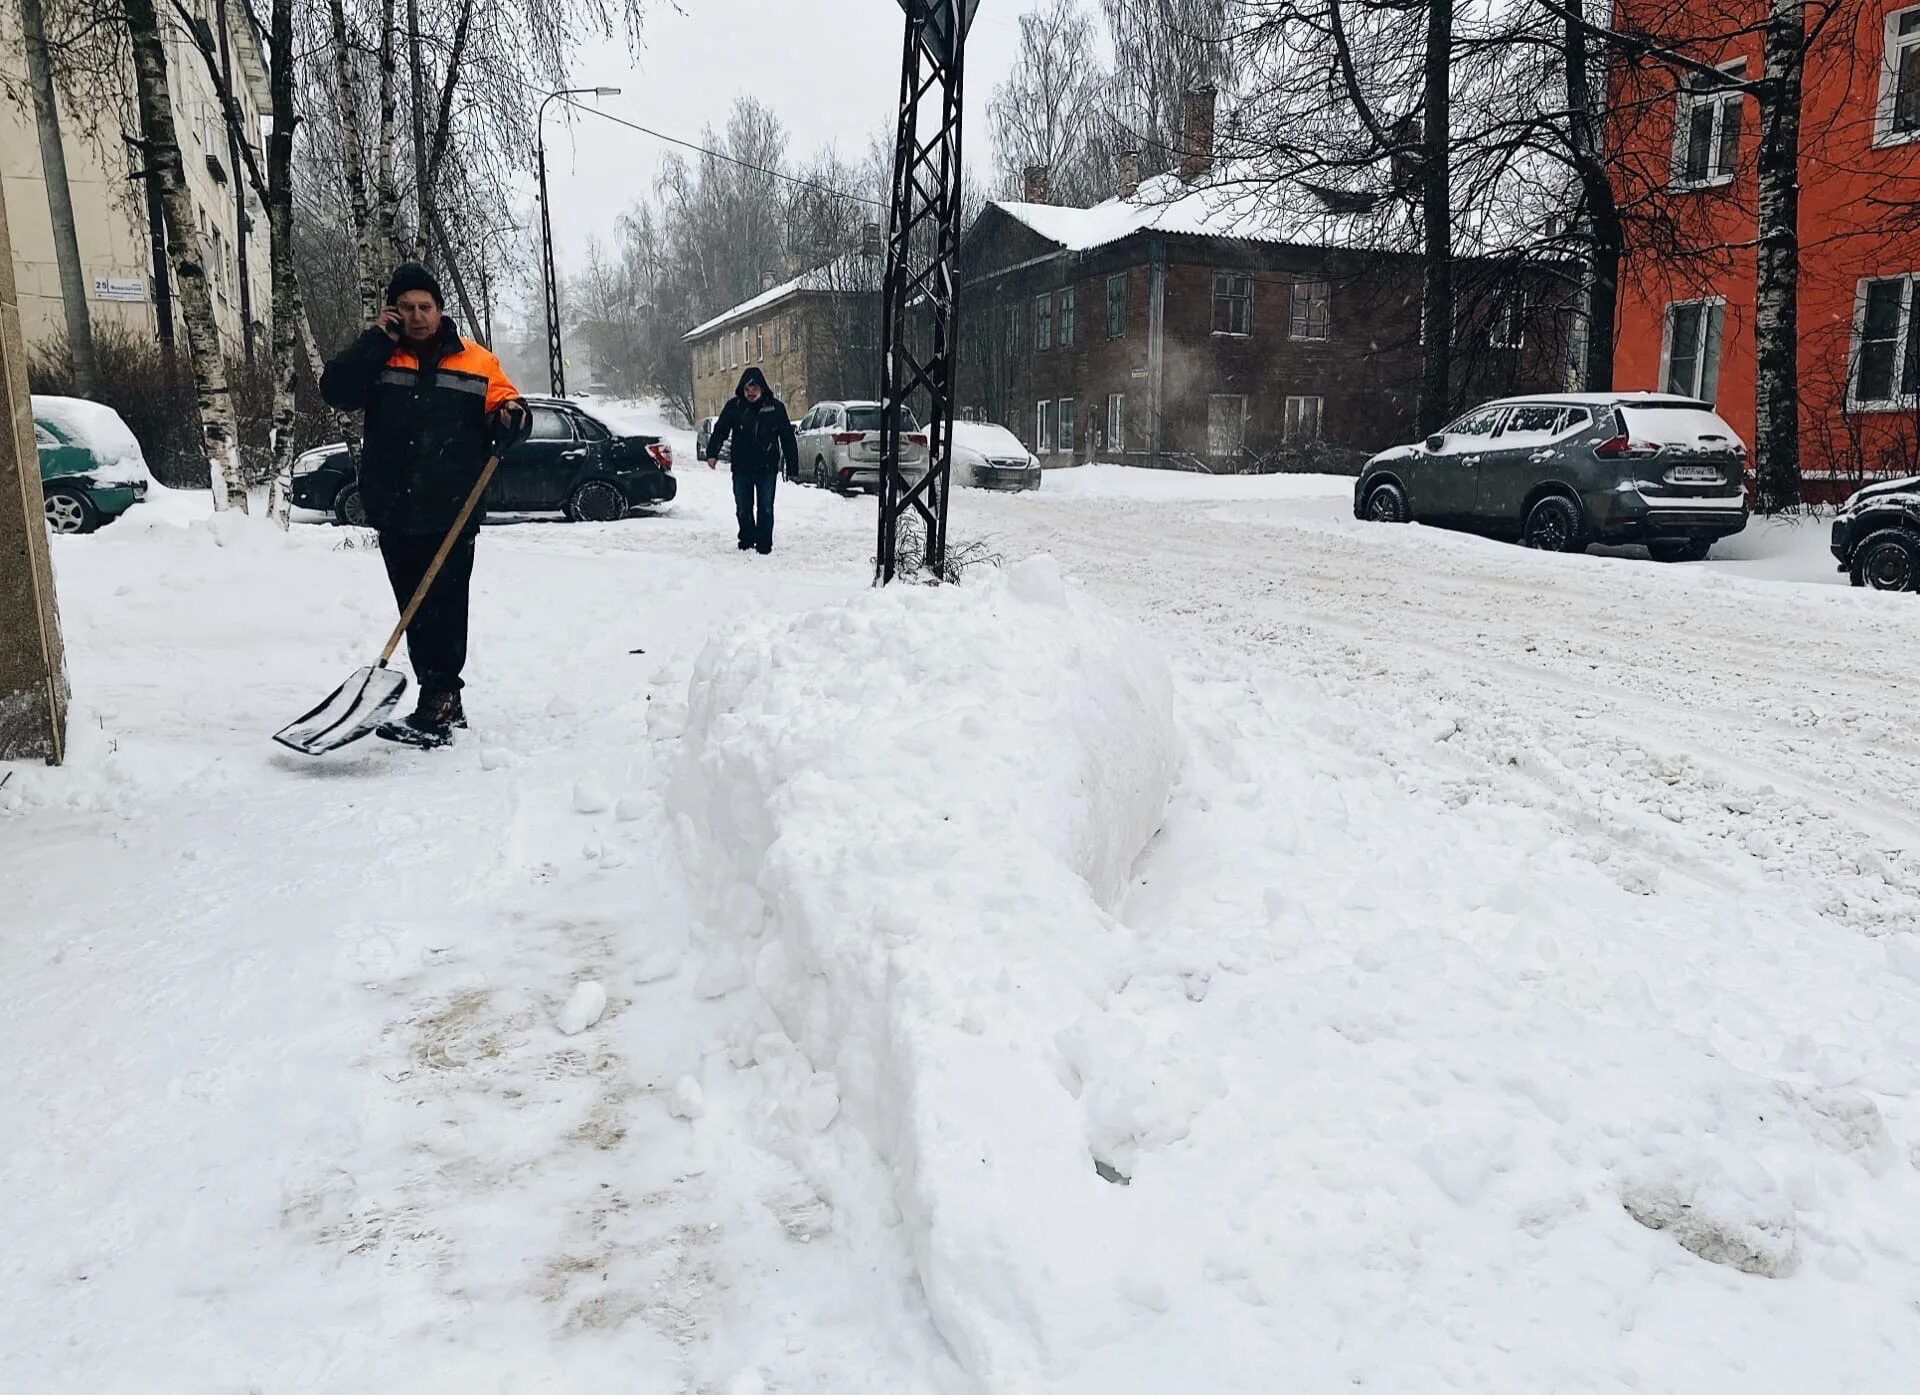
[1610,0,1920,497]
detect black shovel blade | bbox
[273,665,408,755]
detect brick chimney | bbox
[1023,163,1051,204]
[1180,84,1218,184]
[1117,149,1141,200]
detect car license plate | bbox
[1666,465,1723,484]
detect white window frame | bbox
[1212,271,1252,337]
[1657,296,1727,402]
[1877,6,1920,148]
[1283,395,1325,442]
[1107,392,1126,452]
[1489,290,1525,349]
[1289,278,1331,341]
[1057,397,1075,457]
[1036,400,1054,453]
[1848,273,1920,411]
[1671,60,1746,190]
[1207,394,1249,455]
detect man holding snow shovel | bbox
[320,261,525,747]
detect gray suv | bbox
[1354,392,1750,560]
[793,400,928,493]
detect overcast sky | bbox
[526,0,1028,280]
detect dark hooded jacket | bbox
[708,368,798,477]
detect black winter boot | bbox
[377,688,465,748]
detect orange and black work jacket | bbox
[320,319,521,535]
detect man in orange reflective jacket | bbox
[321,261,525,747]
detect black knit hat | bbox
[385,261,443,307]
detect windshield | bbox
[846,405,920,433]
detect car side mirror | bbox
[1425,434,1447,452]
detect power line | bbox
[550,94,886,211]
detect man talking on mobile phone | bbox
[319,261,526,748]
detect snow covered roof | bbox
[986,166,1536,259]
[682,255,876,341]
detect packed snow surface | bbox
[8,405,1920,1394]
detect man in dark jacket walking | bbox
[319,261,525,747]
[706,367,797,554]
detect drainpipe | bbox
[1147,236,1166,463]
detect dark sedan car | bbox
[293,397,676,525]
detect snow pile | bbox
[31,394,151,485]
[671,555,1180,1386]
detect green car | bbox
[32,395,151,533]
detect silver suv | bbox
[1355,392,1749,560]
[793,401,928,493]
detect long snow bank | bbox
[671,557,1179,1388]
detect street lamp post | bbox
[537,85,620,396]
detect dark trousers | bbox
[733,469,777,552]
[378,529,475,693]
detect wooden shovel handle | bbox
[378,452,503,666]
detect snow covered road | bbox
[7,420,1920,1393]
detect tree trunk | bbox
[375,0,401,270]
[408,0,429,261]
[325,0,381,321]
[20,0,98,394]
[216,0,254,361]
[1561,0,1619,392]
[431,211,483,334]
[262,0,299,527]
[124,0,247,512]
[418,0,473,265]
[1417,0,1453,434]
[1754,0,1804,511]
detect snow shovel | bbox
[274,450,505,756]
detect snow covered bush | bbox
[672,555,1180,1384]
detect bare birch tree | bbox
[18,0,99,394]
[122,0,246,509]
[988,0,1115,206]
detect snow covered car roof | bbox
[1480,391,1713,409]
[32,394,151,485]
[952,421,1028,456]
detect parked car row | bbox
[704,399,1044,495]
[1355,392,1751,562]
[292,397,675,525]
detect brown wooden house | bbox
[957,150,1577,472]
[684,256,880,425]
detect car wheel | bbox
[1522,495,1586,553]
[1850,528,1920,591]
[813,458,829,490]
[1648,538,1712,563]
[333,482,368,528]
[566,479,628,523]
[1363,480,1409,523]
[43,488,97,535]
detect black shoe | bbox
[377,688,463,747]
[738,539,754,551]
[756,543,772,555]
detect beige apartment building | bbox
[1,0,271,360]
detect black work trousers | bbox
[378,528,476,693]
[733,469,777,552]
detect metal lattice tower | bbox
[875,0,977,585]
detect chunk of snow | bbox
[554,980,607,1036]
[672,560,1177,1377]
[1619,1152,1798,1277]
[571,778,611,814]
[668,1075,705,1120]
[614,794,646,822]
